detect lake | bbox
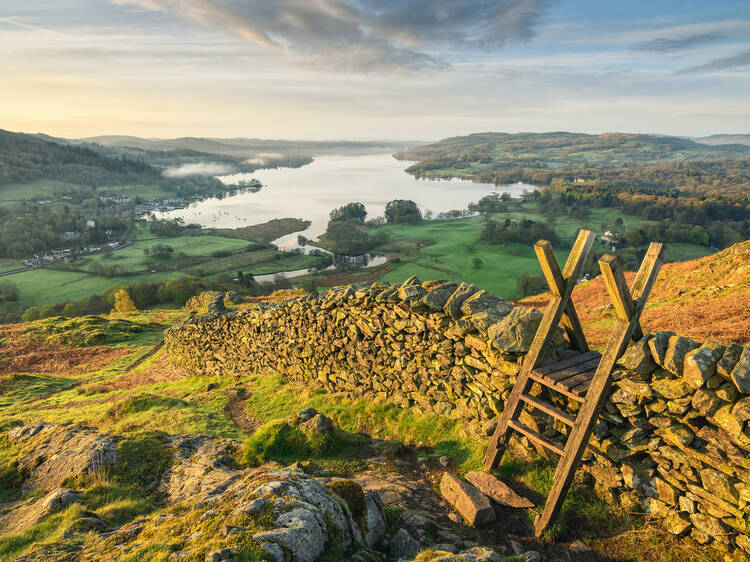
[157,153,535,250]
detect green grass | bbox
[0,259,24,274]
[663,242,715,262]
[0,180,79,206]
[10,268,182,308]
[241,373,486,472]
[376,215,568,298]
[73,234,248,274]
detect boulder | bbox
[439,472,495,526]
[464,472,533,508]
[363,491,387,549]
[390,528,420,559]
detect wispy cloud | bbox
[110,0,553,72]
[676,48,750,74]
[635,32,723,53]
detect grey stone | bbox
[259,543,284,562]
[683,346,721,389]
[489,307,553,354]
[390,528,420,559]
[730,347,750,394]
[205,548,233,561]
[663,335,700,375]
[363,492,387,549]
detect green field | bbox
[5,220,324,309]
[10,268,181,308]
[378,218,561,298]
[374,206,715,299]
[0,259,24,274]
[73,235,249,274]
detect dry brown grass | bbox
[0,325,130,376]
[521,240,750,348]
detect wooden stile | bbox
[483,230,664,536]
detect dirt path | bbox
[225,388,262,435]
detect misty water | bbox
[156,153,535,280]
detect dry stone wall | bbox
[165,278,750,553]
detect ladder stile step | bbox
[519,393,575,426]
[543,358,601,383]
[555,367,597,392]
[533,351,601,376]
[507,419,566,457]
[528,372,586,402]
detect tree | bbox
[472,257,483,268]
[21,306,40,322]
[0,281,18,304]
[113,288,137,313]
[384,200,421,224]
[330,202,367,222]
[63,303,80,317]
[146,244,174,260]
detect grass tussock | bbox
[25,315,161,348]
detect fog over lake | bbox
[157,153,535,248]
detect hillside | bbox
[695,134,750,147]
[396,131,750,196]
[397,131,750,168]
[79,135,418,157]
[0,129,168,188]
[521,240,750,347]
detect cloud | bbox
[635,32,724,53]
[110,0,552,71]
[676,49,750,74]
[163,162,232,177]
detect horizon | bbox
[1,1,749,139]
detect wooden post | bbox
[484,230,595,470]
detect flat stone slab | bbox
[439,472,495,526]
[465,472,534,509]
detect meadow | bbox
[375,205,713,299]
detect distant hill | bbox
[78,135,418,157]
[0,129,161,187]
[521,240,750,347]
[397,131,750,168]
[694,134,750,147]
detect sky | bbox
[0,0,749,140]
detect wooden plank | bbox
[543,357,601,383]
[529,372,587,402]
[520,394,575,426]
[484,230,595,470]
[532,246,665,537]
[508,419,566,456]
[599,254,635,322]
[571,379,592,396]
[557,367,597,392]
[534,351,601,376]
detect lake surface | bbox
[157,153,535,250]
